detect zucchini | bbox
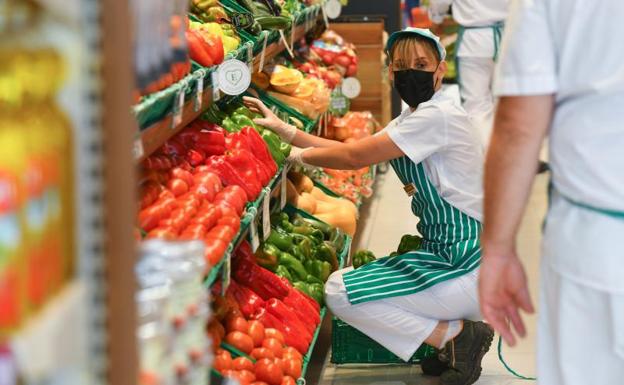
[236,0,257,13]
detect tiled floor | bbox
[317,167,549,385]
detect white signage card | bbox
[216,59,252,96]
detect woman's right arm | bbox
[243,96,343,148]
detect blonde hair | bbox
[388,35,441,68]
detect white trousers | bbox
[457,57,496,148]
[325,267,481,361]
[538,260,624,385]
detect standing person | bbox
[428,0,509,148]
[479,0,624,384]
[245,28,494,385]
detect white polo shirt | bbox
[429,0,510,58]
[495,0,624,292]
[380,91,484,221]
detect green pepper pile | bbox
[388,234,423,257]
[202,100,291,166]
[254,212,346,305]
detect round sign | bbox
[324,0,342,19]
[216,59,251,96]
[341,77,361,99]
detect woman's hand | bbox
[243,96,297,143]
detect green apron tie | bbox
[455,22,505,87]
[557,188,624,219]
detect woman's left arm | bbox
[299,132,404,169]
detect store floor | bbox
[309,166,549,385]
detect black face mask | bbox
[393,69,436,108]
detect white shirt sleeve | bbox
[428,0,453,24]
[385,105,447,165]
[494,0,558,95]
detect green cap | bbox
[386,27,446,61]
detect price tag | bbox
[248,210,260,252]
[247,43,254,72]
[216,59,251,96]
[341,77,361,99]
[279,30,294,58]
[280,166,288,209]
[231,12,254,29]
[220,249,232,295]
[132,134,144,160]
[172,88,185,127]
[211,71,221,101]
[194,72,204,111]
[258,32,269,72]
[329,92,350,115]
[262,189,271,240]
[325,0,342,19]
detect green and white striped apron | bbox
[343,156,482,305]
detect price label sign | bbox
[247,43,254,72]
[262,189,271,240]
[290,16,296,49]
[329,93,350,115]
[172,89,185,127]
[249,215,260,252]
[280,167,288,209]
[216,59,251,96]
[220,249,232,295]
[211,71,221,101]
[194,73,204,111]
[258,33,269,72]
[341,77,362,99]
[132,135,144,160]
[324,0,342,19]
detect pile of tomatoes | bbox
[138,163,249,265]
[211,316,303,385]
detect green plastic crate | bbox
[331,318,437,364]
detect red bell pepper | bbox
[226,149,268,187]
[227,281,266,319]
[186,149,206,166]
[252,307,309,354]
[225,131,252,152]
[233,259,290,300]
[205,156,259,200]
[236,240,256,263]
[280,276,321,314]
[265,298,314,339]
[196,129,226,156]
[282,291,320,328]
[241,127,278,175]
[186,30,214,67]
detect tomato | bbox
[251,382,270,385]
[264,329,285,345]
[146,227,176,240]
[281,358,302,379]
[281,347,302,362]
[159,208,188,232]
[226,316,249,334]
[215,187,246,215]
[213,351,232,372]
[281,376,296,385]
[247,320,265,347]
[254,358,284,385]
[262,338,284,358]
[208,329,221,351]
[226,185,248,207]
[250,347,275,361]
[171,167,194,186]
[206,225,235,244]
[221,370,243,382]
[191,181,216,201]
[167,178,189,197]
[218,215,241,233]
[232,357,255,372]
[179,223,206,240]
[225,331,254,354]
[216,203,238,218]
[208,319,226,339]
[272,358,284,371]
[190,206,220,229]
[139,181,161,209]
[193,170,222,191]
[238,369,256,384]
[204,239,227,265]
[138,205,165,231]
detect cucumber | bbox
[236,0,257,13]
[255,15,291,30]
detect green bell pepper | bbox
[261,130,285,165]
[353,249,376,269]
[397,234,423,254]
[313,242,339,271]
[232,114,257,130]
[293,215,333,237]
[202,105,227,124]
[233,106,254,119]
[271,212,294,232]
[305,274,323,285]
[328,227,346,252]
[267,228,293,251]
[304,259,331,282]
[255,243,280,271]
[291,234,313,260]
[221,117,239,133]
[279,141,291,157]
[275,265,293,282]
[279,252,307,280]
[293,281,324,305]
